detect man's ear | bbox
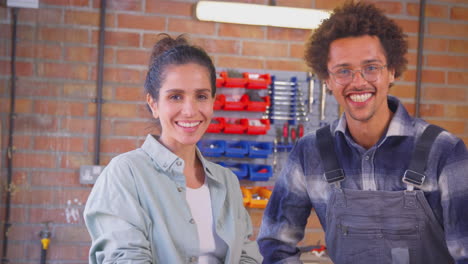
[146,94,158,119]
[388,68,395,84]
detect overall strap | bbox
[316,125,345,184]
[403,124,444,190]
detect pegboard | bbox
[201,68,339,187]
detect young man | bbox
[258,2,468,264]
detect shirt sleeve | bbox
[440,139,468,264]
[84,157,153,264]
[257,141,313,263]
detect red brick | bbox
[92,102,138,118]
[15,115,58,132]
[394,19,419,34]
[315,0,346,10]
[118,14,165,30]
[390,84,416,99]
[60,153,93,168]
[17,25,35,40]
[38,27,89,44]
[31,171,80,187]
[0,39,8,56]
[406,51,417,67]
[276,0,312,8]
[100,138,138,153]
[29,207,70,224]
[423,87,467,102]
[92,31,140,47]
[428,120,465,134]
[299,230,326,247]
[419,104,445,118]
[12,153,57,169]
[4,243,26,260]
[146,0,193,16]
[34,100,85,116]
[16,80,62,97]
[0,60,33,76]
[17,42,62,60]
[41,0,88,6]
[5,224,40,241]
[449,40,468,54]
[8,207,27,223]
[37,62,88,80]
[93,0,142,11]
[62,83,96,98]
[218,24,265,39]
[14,98,33,113]
[54,226,91,242]
[451,6,468,20]
[373,1,403,14]
[434,0,466,3]
[445,105,468,119]
[11,188,56,204]
[12,171,28,186]
[429,22,468,37]
[192,37,241,54]
[34,136,85,152]
[45,244,83,260]
[266,59,308,72]
[290,43,305,59]
[243,41,288,57]
[0,24,11,39]
[114,120,154,136]
[19,8,63,24]
[92,67,141,84]
[426,54,468,69]
[65,46,97,63]
[168,18,216,35]
[65,10,115,27]
[448,71,468,85]
[61,117,94,134]
[407,36,448,52]
[217,56,264,70]
[116,49,149,65]
[13,135,32,150]
[115,86,144,101]
[267,27,308,42]
[407,4,448,18]
[55,189,90,207]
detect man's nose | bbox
[350,70,367,86]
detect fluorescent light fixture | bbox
[195,1,330,30]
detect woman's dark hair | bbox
[304,1,408,80]
[144,34,216,102]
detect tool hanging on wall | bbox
[319,82,328,127]
[39,221,52,264]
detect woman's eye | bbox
[169,94,182,100]
[198,94,209,100]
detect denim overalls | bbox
[316,125,454,264]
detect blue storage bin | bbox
[247,141,273,158]
[197,140,226,157]
[217,162,249,180]
[248,164,273,181]
[225,140,249,158]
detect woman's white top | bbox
[186,180,228,264]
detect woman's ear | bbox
[146,94,159,119]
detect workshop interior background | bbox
[0,0,467,263]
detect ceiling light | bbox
[195,1,330,30]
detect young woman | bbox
[84,34,262,264]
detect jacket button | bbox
[189,256,198,263]
[189,218,195,224]
[176,160,182,166]
[177,187,183,192]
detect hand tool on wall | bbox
[39,221,52,264]
[319,82,327,126]
[307,72,315,114]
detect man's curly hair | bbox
[304,1,408,80]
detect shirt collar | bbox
[141,135,215,178]
[334,95,415,138]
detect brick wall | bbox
[0,0,466,262]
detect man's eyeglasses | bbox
[328,64,387,85]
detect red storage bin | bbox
[241,118,270,135]
[221,71,247,88]
[224,118,247,134]
[216,72,225,87]
[206,117,225,133]
[213,94,225,110]
[244,73,271,89]
[241,94,270,112]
